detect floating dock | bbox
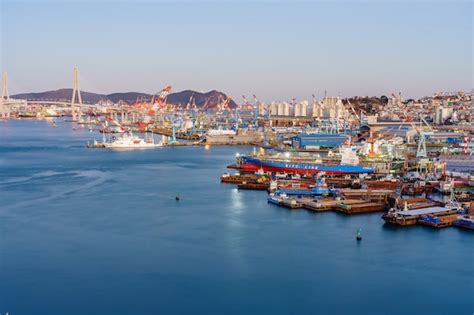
[336,201,385,214]
[382,206,459,226]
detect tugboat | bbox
[453,216,474,230]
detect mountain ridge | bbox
[11,88,238,109]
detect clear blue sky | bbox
[1,0,472,101]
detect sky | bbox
[1,0,472,101]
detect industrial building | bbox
[291,133,348,149]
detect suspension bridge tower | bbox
[71,67,83,121]
[1,72,11,118]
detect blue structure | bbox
[291,133,348,149]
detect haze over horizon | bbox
[1,0,472,101]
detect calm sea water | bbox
[0,120,472,315]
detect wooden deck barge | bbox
[336,202,385,214]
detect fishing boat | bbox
[104,132,162,149]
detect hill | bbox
[12,89,238,109]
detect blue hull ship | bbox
[239,156,374,175]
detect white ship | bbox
[104,132,162,149]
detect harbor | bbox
[1,119,473,315]
[2,1,473,314]
[2,72,473,234]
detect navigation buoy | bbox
[356,228,362,241]
[175,194,180,201]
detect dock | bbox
[336,201,385,214]
[268,195,384,214]
[339,189,395,203]
[382,206,460,226]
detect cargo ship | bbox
[237,155,374,175]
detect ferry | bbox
[104,132,162,149]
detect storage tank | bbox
[270,102,278,116]
[300,101,308,117]
[283,102,290,116]
[278,103,285,116]
[294,103,301,117]
[312,103,322,118]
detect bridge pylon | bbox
[1,72,10,118]
[71,67,83,121]
[2,72,9,100]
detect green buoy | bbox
[356,228,362,241]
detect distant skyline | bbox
[1,0,472,102]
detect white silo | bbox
[300,101,308,117]
[278,103,285,116]
[270,102,279,116]
[283,102,290,116]
[294,103,301,117]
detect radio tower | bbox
[71,67,82,121]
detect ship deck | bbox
[397,207,454,217]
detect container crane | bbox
[410,116,433,158]
[104,115,128,133]
[242,95,251,110]
[253,94,259,127]
[185,93,194,110]
[346,100,361,122]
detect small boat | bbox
[267,192,288,205]
[86,140,106,148]
[453,216,474,230]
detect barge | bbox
[336,202,385,214]
[382,206,460,226]
[237,182,269,190]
